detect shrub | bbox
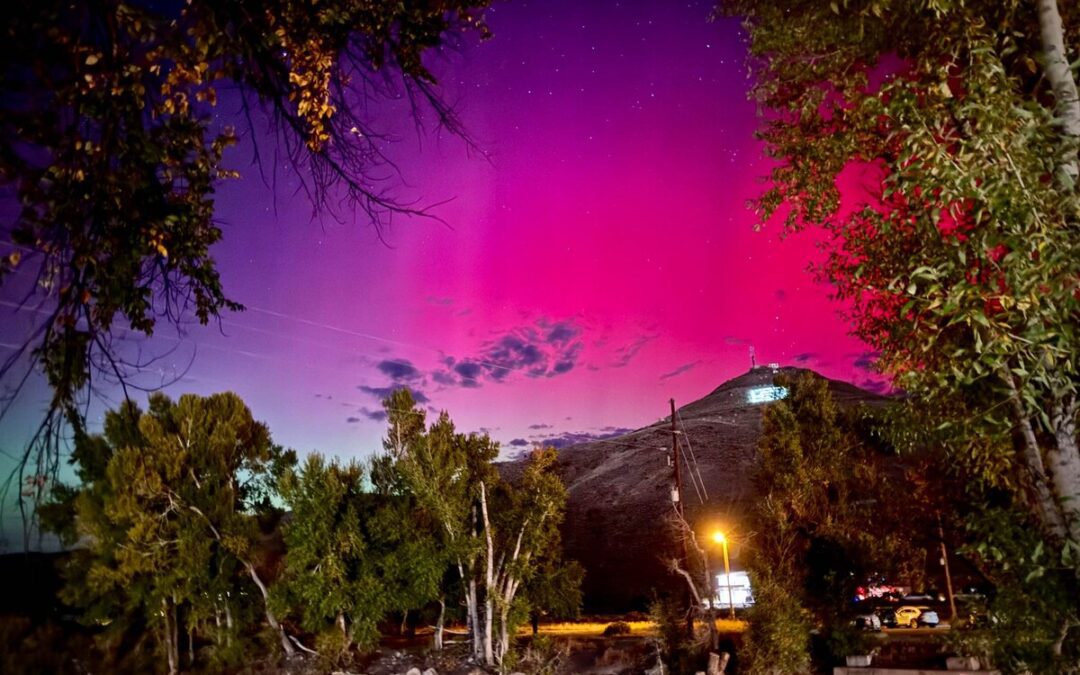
[602,621,632,637]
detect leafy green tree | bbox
[719,0,1080,660]
[382,391,579,667]
[1,0,491,503]
[718,0,1079,545]
[43,392,295,673]
[274,453,444,660]
[382,389,496,660]
[39,401,159,670]
[744,373,926,671]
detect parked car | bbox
[901,591,941,602]
[876,607,898,628]
[852,613,882,631]
[894,605,939,628]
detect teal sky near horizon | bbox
[0,0,887,549]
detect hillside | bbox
[515,366,889,611]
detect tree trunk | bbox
[225,601,233,646]
[498,607,510,663]
[1005,374,1068,538]
[171,596,180,675]
[188,624,195,667]
[480,481,495,666]
[244,561,297,658]
[1036,0,1080,186]
[483,597,494,666]
[468,578,482,661]
[337,612,351,651]
[434,596,445,651]
[163,597,178,675]
[1049,398,1080,545]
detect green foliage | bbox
[41,392,293,672]
[746,373,929,669]
[274,452,446,656]
[275,455,379,650]
[719,1,1080,662]
[649,595,693,674]
[956,505,1080,673]
[717,0,1080,544]
[742,574,812,675]
[381,390,580,666]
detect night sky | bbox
[0,0,885,543]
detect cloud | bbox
[361,407,388,421]
[659,360,701,380]
[426,296,454,306]
[430,318,584,388]
[611,334,656,368]
[531,427,634,449]
[346,416,362,424]
[528,423,552,430]
[377,358,422,382]
[508,438,529,447]
[852,351,880,371]
[774,289,787,302]
[358,384,430,404]
[793,352,817,364]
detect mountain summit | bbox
[525,366,889,611]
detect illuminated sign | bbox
[747,386,788,404]
[709,571,755,609]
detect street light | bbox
[711,531,735,619]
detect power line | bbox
[677,409,708,502]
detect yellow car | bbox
[893,605,939,628]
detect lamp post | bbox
[712,531,735,619]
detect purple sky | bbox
[0,0,885,508]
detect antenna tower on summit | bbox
[749,345,756,370]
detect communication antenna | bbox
[749,345,756,370]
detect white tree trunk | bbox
[434,596,445,651]
[1036,0,1080,186]
[225,601,233,646]
[1049,397,1080,545]
[163,597,178,675]
[468,577,482,660]
[498,607,510,663]
[171,596,180,675]
[480,481,495,666]
[1005,374,1068,538]
[245,561,297,658]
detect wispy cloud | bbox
[611,334,656,368]
[659,360,701,380]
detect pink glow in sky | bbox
[0,0,885,476]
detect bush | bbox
[741,575,812,674]
[602,621,632,637]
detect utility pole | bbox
[671,398,693,638]
[938,515,957,622]
[671,398,684,523]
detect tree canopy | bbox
[719,0,1079,570]
[719,0,1080,665]
[42,392,296,673]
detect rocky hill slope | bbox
[514,366,889,611]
